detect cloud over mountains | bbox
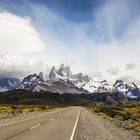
[125,63,136,70]
[0,0,140,81]
[0,12,46,78]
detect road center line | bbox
[70,109,81,140]
[30,124,40,130]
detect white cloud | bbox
[0,55,46,78]
[0,12,46,78]
[125,63,136,70]
[28,1,140,81]
[0,1,140,82]
[107,67,119,76]
[0,12,45,54]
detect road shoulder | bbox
[78,108,140,140]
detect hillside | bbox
[0,90,87,106]
[0,90,136,106]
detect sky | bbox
[0,0,140,81]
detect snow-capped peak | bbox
[20,73,45,89]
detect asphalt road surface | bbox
[0,107,139,140]
[0,107,80,140]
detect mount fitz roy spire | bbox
[57,64,68,79]
[39,72,44,81]
[49,64,72,80]
[48,64,90,82]
[49,66,57,81]
[65,66,72,79]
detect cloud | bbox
[0,12,45,54]
[91,71,102,78]
[20,1,140,81]
[0,11,47,78]
[125,63,136,70]
[0,1,140,81]
[0,55,46,78]
[107,67,119,76]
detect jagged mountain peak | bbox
[72,73,93,83]
[49,64,72,81]
[57,64,68,78]
[20,72,45,89]
[117,76,140,87]
[57,64,72,79]
[65,66,72,79]
[49,66,57,81]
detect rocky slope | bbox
[19,72,88,94]
[77,77,140,98]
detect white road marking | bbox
[30,124,40,130]
[70,109,81,140]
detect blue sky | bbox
[0,0,140,81]
[0,0,102,21]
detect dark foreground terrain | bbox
[0,90,140,139]
[0,89,133,105]
[0,90,85,105]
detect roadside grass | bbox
[86,103,140,136]
[0,104,64,119]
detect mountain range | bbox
[0,78,20,91]
[0,64,140,100]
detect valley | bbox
[0,89,139,139]
[0,65,139,140]
[0,0,140,139]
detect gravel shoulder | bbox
[78,108,140,140]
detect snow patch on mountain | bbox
[117,76,140,88]
[20,73,44,89]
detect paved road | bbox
[0,107,139,140]
[0,107,80,140]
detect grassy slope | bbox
[0,104,61,119]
